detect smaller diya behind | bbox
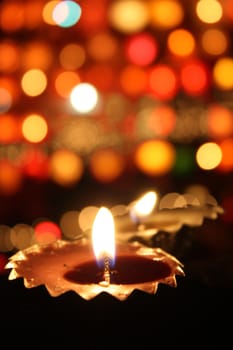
[5,207,185,301]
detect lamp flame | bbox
[131,191,157,219]
[92,207,115,267]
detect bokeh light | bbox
[0,2,24,32]
[52,1,82,28]
[167,29,195,57]
[134,139,176,176]
[87,32,118,62]
[218,138,233,172]
[0,41,20,73]
[59,43,86,70]
[108,0,149,33]
[55,71,81,98]
[0,160,23,196]
[42,1,60,25]
[196,0,223,24]
[196,142,222,170]
[180,59,210,96]
[49,149,84,186]
[201,29,229,56]
[70,83,99,113]
[21,149,49,181]
[22,41,53,70]
[213,57,233,89]
[0,87,12,113]
[21,69,47,97]
[125,32,158,66]
[120,65,147,96]
[22,114,48,144]
[60,210,82,240]
[206,104,233,139]
[148,64,179,100]
[88,148,126,183]
[0,114,21,143]
[34,220,62,245]
[149,0,184,29]
[147,104,177,137]
[10,224,34,250]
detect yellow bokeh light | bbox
[49,149,84,186]
[149,0,184,29]
[196,142,222,170]
[213,57,233,89]
[134,139,176,176]
[108,0,149,33]
[22,114,48,143]
[21,69,47,96]
[42,1,60,25]
[196,0,223,24]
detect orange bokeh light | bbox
[134,139,176,176]
[89,148,126,183]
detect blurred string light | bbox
[0,0,232,197]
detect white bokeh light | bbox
[70,83,99,113]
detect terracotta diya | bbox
[5,207,184,301]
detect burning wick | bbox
[92,206,115,288]
[99,256,111,287]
